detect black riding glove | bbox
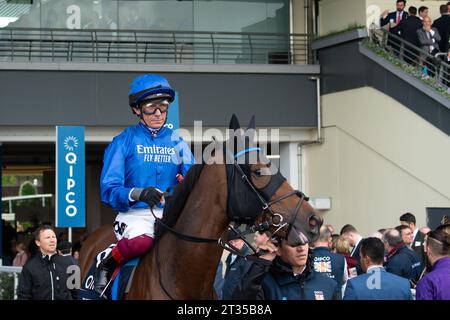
[132,187,162,207]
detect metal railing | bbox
[0,27,313,65]
[369,27,450,89]
[0,266,22,300]
[2,193,53,213]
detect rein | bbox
[149,148,307,246]
[150,203,218,243]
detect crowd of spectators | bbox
[379,0,450,83]
[215,211,450,300]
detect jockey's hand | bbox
[176,174,184,184]
[139,187,163,207]
[257,239,278,262]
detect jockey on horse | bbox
[93,74,195,295]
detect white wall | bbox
[280,142,300,190]
[319,0,367,35]
[303,87,450,236]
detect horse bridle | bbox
[223,147,309,256]
[149,147,308,244]
[149,147,310,299]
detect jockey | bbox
[94,74,195,295]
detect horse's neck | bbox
[160,164,229,298]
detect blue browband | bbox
[234,147,261,159]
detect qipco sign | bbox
[56,126,85,228]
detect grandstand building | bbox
[1,0,449,245]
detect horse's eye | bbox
[253,169,262,176]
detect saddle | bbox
[79,244,140,300]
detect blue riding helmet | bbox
[128,74,175,112]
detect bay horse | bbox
[79,115,323,299]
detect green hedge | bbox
[362,39,450,98]
[0,273,16,300]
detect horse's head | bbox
[224,114,322,246]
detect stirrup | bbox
[94,269,110,297]
[93,252,118,297]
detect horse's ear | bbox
[246,115,256,131]
[229,114,241,131]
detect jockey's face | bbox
[133,99,169,129]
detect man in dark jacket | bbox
[399,212,426,267]
[380,0,408,55]
[340,224,363,275]
[221,229,251,299]
[17,225,73,300]
[57,240,79,300]
[432,4,450,52]
[313,226,346,292]
[380,0,408,29]
[398,6,422,65]
[231,237,340,300]
[382,228,422,286]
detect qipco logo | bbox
[64,136,79,217]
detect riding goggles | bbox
[140,99,170,115]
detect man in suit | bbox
[340,224,363,275]
[417,16,441,54]
[380,0,408,29]
[343,237,412,300]
[398,6,422,64]
[400,212,426,266]
[380,0,408,55]
[418,6,429,20]
[417,16,441,78]
[432,4,450,52]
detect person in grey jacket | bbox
[417,16,441,54]
[417,16,441,77]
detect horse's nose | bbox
[308,214,323,232]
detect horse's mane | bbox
[154,164,205,240]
